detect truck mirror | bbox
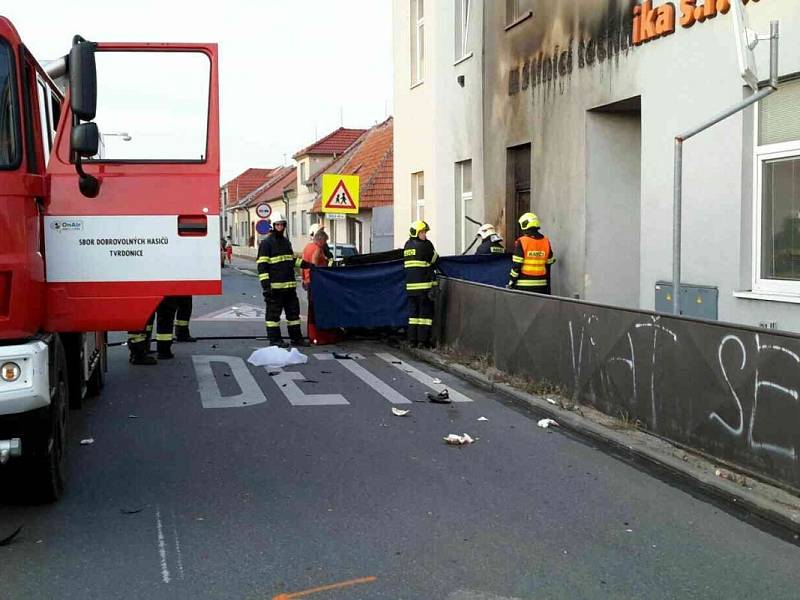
[70,122,99,157]
[69,36,97,121]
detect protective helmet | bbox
[271,212,287,225]
[309,223,323,237]
[477,223,497,240]
[410,220,430,238]
[518,212,540,231]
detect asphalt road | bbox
[2,264,800,600]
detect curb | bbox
[411,347,800,536]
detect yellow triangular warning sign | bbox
[322,174,360,214]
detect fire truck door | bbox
[43,43,221,333]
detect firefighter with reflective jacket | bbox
[508,212,555,294]
[404,220,439,347]
[475,223,505,255]
[257,213,311,347]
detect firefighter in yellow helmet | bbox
[403,220,440,347]
[508,212,555,294]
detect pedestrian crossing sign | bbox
[322,174,360,214]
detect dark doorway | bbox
[506,143,531,240]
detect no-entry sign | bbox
[256,203,272,219]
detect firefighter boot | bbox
[175,328,197,343]
[156,339,175,360]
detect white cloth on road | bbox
[247,347,308,368]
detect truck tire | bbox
[27,337,69,502]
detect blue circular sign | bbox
[256,219,272,235]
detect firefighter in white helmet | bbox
[257,212,313,346]
[475,223,505,255]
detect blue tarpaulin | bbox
[311,253,511,329]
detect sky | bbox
[4,0,393,183]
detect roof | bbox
[292,127,368,160]
[221,168,275,206]
[311,117,393,213]
[247,166,298,206]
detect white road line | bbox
[338,358,412,405]
[192,355,267,409]
[155,506,171,584]
[271,369,349,406]
[171,510,185,581]
[375,353,473,403]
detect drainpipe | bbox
[672,21,779,316]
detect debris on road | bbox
[477,417,489,422]
[247,347,308,368]
[120,508,143,515]
[546,398,558,406]
[537,419,559,429]
[715,468,749,487]
[432,378,443,384]
[80,438,95,445]
[426,390,451,404]
[333,352,353,360]
[392,408,410,417]
[128,415,139,419]
[268,371,280,376]
[0,525,22,547]
[444,433,475,446]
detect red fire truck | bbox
[0,16,221,500]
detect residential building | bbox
[289,127,368,250]
[311,117,395,253]
[219,168,274,243]
[393,0,800,331]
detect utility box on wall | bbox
[655,282,718,320]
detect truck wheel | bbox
[28,339,69,502]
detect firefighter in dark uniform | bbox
[403,220,439,348]
[257,212,310,347]
[127,297,179,364]
[173,296,196,342]
[508,212,556,294]
[475,223,505,255]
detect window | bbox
[506,0,521,25]
[755,78,800,294]
[455,160,473,253]
[300,161,307,184]
[35,78,59,165]
[301,210,308,235]
[410,0,425,85]
[412,171,425,221]
[0,39,20,168]
[455,0,471,60]
[291,211,297,236]
[90,51,210,162]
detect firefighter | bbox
[154,296,179,359]
[404,220,439,348]
[508,212,556,294]
[128,313,156,365]
[475,223,505,255]
[257,213,310,347]
[174,296,196,342]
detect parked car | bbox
[330,244,359,260]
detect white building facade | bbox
[393,0,800,332]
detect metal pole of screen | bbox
[672,19,779,315]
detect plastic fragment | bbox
[537,419,559,429]
[546,398,558,405]
[444,433,475,445]
[392,407,410,417]
[477,417,489,422]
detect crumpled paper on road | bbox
[247,347,308,368]
[444,433,475,445]
[537,418,559,429]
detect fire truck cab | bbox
[0,16,220,501]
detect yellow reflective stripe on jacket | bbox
[155,333,173,341]
[259,273,270,281]
[431,252,439,263]
[512,255,524,264]
[404,249,416,257]
[408,317,433,326]
[547,257,556,265]
[516,279,548,287]
[268,254,294,264]
[257,257,270,264]
[128,334,146,343]
[294,258,303,268]
[270,281,297,289]
[509,269,519,278]
[404,260,430,268]
[406,282,434,291]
